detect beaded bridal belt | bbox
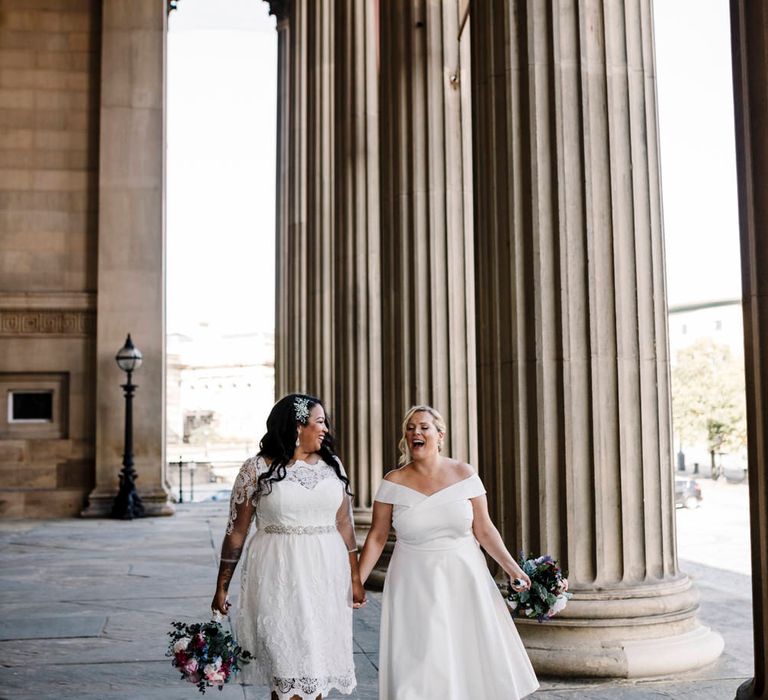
[263,524,337,535]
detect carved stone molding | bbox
[0,292,95,311]
[0,309,95,337]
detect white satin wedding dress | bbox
[375,473,539,700]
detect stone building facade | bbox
[0,0,100,517]
[0,0,766,693]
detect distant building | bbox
[668,299,743,362]
[167,327,275,470]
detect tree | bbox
[670,338,747,460]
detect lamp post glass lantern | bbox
[111,334,145,519]
[116,334,143,373]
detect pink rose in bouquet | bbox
[173,637,191,654]
[182,658,199,675]
[204,662,226,684]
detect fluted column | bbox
[379,0,477,467]
[271,0,384,509]
[271,0,291,398]
[731,3,768,698]
[278,0,336,402]
[471,0,722,677]
[333,0,384,509]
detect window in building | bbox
[9,391,54,422]
[0,373,68,439]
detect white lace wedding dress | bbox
[375,473,539,699]
[224,455,357,699]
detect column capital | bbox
[265,0,289,22]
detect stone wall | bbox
[0,0,100,517]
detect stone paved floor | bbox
[0,502,752,699]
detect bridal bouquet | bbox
[507,553,571,623]
[167,619,252,693]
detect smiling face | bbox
[404,410,444,461]
[297,403,328,454]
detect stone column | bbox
[379,0,477,467]
[470,0,721,677]
[271,0,384,509]
[730,3,768,697]
[332,0,384,510]
[83,0,172,516]
[273,0,335,401]
[270,0,291,398]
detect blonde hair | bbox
[398,405,447,466]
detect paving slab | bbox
[0,502,754,699]
[0,614,107,641]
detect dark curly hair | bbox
[256,393,352,497]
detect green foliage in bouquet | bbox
[507,553,572,623]
[167,619,252,693]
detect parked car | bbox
[675,478,702,509]
[205,488,233,502]
[724,465,748,484]
[722,454,749,484]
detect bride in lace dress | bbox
[211,394,365,700]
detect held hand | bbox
[211,589,231,616]
[509,570,532,592]
[352,579,367,609]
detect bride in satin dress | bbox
[358,405,539,700]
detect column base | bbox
[81,486,174,517]
[735,678,764,700]
[518,575,724,678]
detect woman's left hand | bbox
[509,571,531,591]
[352,579,367,608]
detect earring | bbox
[295,437,300,447]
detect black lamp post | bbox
[111,334,145,519]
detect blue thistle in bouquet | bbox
[167,619,252,693]
[507,553,572,623]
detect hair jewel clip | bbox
[293,396,310,424]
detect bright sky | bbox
[653,0,741,306]
[167,0,276,337]
[166,0,741,338]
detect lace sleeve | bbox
[226,456,259,536]
[335,461,358,553]
[214,457,260,597]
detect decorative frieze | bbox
[0,309,95,336]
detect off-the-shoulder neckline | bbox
[384,473,478,499]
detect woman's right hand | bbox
[211,589,231,616]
